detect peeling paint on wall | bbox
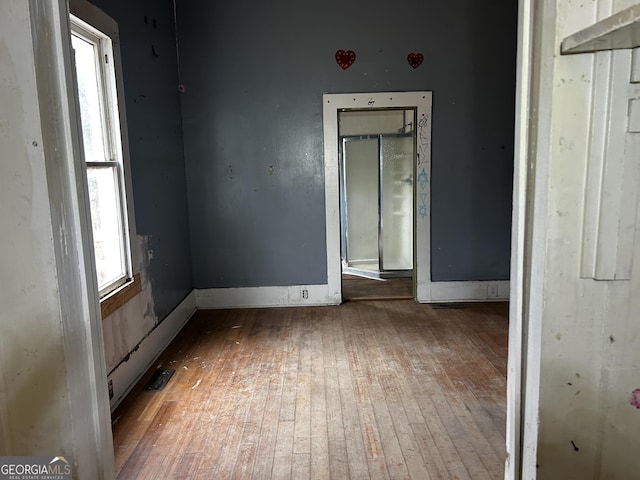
[102,234,156,374]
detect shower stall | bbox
[339,109,415,279]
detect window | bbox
[70,15,132,298]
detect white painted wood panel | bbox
[581,48,640,281]
[520,0,640,478]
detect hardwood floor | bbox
[112,301,508,479]
[341,274,413,301]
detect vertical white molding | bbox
[415,94,433,302]
[518,0,559,476]
[631,48,640,82]
[506,0,534,475]
[581,49,612,276]
[322,99,342,304]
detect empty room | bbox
[4,0,640,479]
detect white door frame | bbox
[26,0,116,477]
[323,92,433,303]
[506,0,538,477]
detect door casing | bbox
[322,92,433,302]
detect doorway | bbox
[339,109,415,280]
[322,92,433,303]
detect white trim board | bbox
[505,0,534,476]
[108,291,196,410]
[419,280,510,302]
[323,92,433,303]
[196,284,340,309]
[196,281,508,309]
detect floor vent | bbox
[145,369,175,391]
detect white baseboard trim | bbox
[417,280,510,303]
[107,290,196,411]
[196,281,509,309]
[195,284,341,309]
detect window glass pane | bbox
[87,166,126,290]
[71,34,107,162]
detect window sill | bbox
[100,273,141,319]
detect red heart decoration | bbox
[407,53,424,69]
[335,49,356,70]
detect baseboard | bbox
[195,284,341,309]
[417,280,510,303]
[195,280,509,309]
[107,290,196,410]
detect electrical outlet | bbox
[108,379,114,400]
[487,283,498,298]
[302,288,309,300]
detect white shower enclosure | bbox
[339,109,415,278]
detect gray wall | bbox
[176,0,517,287]
[90,0,193,318]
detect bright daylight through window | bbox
[70,16,132,297]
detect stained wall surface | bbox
[90,0,193,321]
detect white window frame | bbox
[69,3,136,300]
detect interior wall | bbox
[0,3,75,456]
[526,0,640,476]
[176,0,518,288]
[88,0,192,322]
[82,0,193,376]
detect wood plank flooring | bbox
[341,274,413,301]
[112,301,508,479]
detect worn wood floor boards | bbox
[112,301,508,479]
[341,275,413,301]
